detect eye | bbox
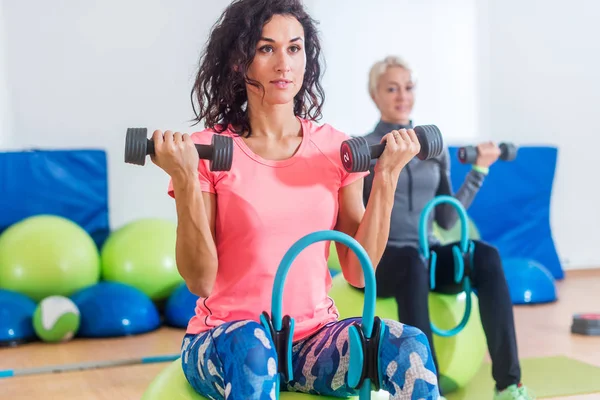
[259,45,274,53]
[289,45,301,53]
[387,87,397,93]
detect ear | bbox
[370,92,378,106]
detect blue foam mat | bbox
[0,149,110,249]
[448,146,563,279]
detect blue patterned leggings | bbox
[181,317,440,399]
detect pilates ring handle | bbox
[419,195,475,337]
[269,230,377,400]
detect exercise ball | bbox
[0,215,100,302]
[328,274,486,394]
[142,358,390,400]
[100,218,182,301]
[33,295,80,343]
[502,258,557,304]
[164,283,198,329]
[327,241,341,272]
[70,282,160,338]
[0,289,37,346]
[433,216,480,245]
[327,216,479,273]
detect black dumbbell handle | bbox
[145,139,214,159]
[458,142,517,163]
[125,127,233,171]
[369,143,386,160]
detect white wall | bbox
[477,0,600,269]
[0,0,13,148]
[308,0,480,141]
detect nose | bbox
[396,88,407,101]
[275,52,291,73]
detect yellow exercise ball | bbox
[142,358,390,399]
[328,274,486,394]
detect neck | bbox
[246,100,300,139]
[381,117,411,126]
[374,118,413,136]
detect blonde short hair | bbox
[368,56,415,98]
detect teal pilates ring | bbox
[419,195,475,337]
[261,230,382,400]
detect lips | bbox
[271,79,292,89]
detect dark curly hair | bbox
[190,0,325,136]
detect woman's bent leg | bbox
[181,320,279,400]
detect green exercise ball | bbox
[142,358,390,400]
[101,218,182,301]
[433,216,480,245]
[328,215,480,273]
[327,241,341,272]
[0,215,100,302]
[328,274,486,394]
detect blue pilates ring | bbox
[419,195,475,337]
[261,230,384,400]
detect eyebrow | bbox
[386,81,413,86]
[259,37,304,43]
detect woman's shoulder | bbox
[190,126,237,144]
[302,118,351,148]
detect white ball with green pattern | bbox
[33,295,81,342]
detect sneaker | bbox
[494,383,536,400]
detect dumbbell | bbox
[340,125,444,173]
[124,128,233,171]
[457,142,518,164]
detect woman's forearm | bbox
[345,171,397,288]
[172,173,218,297]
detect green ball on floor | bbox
[0,215,100,302]
[33,295,80,343]
[327,274,486,394]
[142,358,390,399]
[100,218,182,301]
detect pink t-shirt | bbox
[168,118,368,341]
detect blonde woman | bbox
[361,56,534,400]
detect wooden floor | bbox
[2,269,600,399]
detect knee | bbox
[227,321,276,361]
[375,247,429,298]
[391,247,429,286]
[381,319,433,353]
[472,241,505,280]
[214,320,278,377]
[379,320,438,384]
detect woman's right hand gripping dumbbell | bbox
[150,130,200,180]
[375,128,421,179]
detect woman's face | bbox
[372,66,415,125]
[246,14,306,107]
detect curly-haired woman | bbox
[149,1,440,398]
